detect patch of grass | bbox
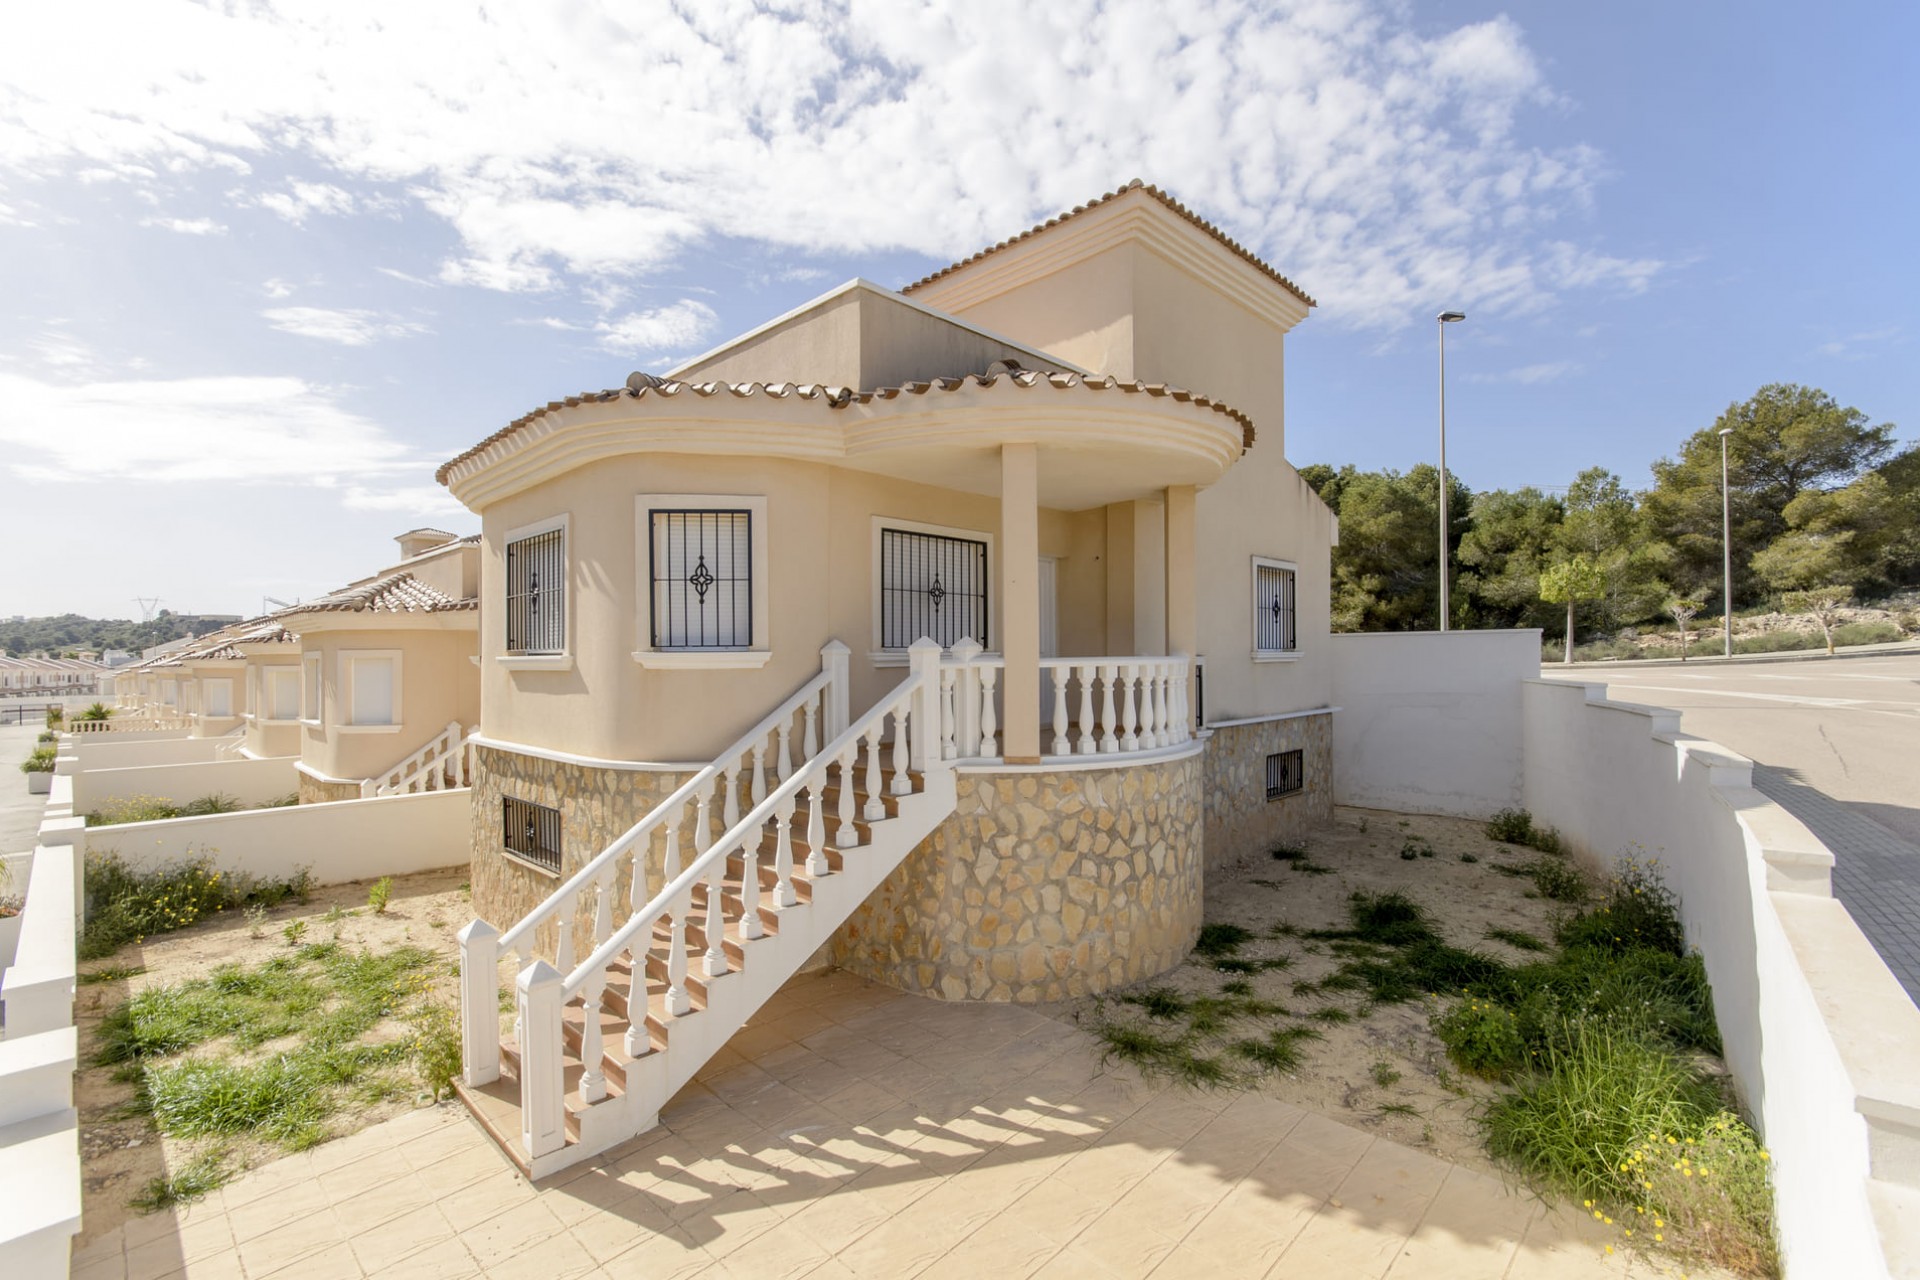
[1193,923,1255,958]
[1615,1114,1780,1276]
[1212,954,1293,975]
[179,793,243,817]
[1269,844,1310,863]
[129,1147,234,1214]
[1377,1102,1421,1119]
[1219,979,1254,997]
[1307,1006,1352,1025]
[79,964,146,986]
[1528,858,1589,903]
[86,795,183,827]
[1459,853,1479,864]
[1484,807,1566,856]
[1370,1060,1402,1087]
[1120,986,1190,1020]
[1268,845,1334,875]
[405,999,463,1100]
[1399,837,1434,860]
[1094,1021,1231,1088]
[1486,927,1549,953]
[80,852,311,961]
[1227,1025,1322,1073]
[1557,856,1687,957]
[1433,996,1527,1080]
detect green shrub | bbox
[179,793,242,817]
[87,795,183,827]
[20,745,56,774]
[1193,923,1254,957]
[1528,857,1588,903]
[1619,1113,1779,1276]
[368,876,394,914]
[407,999,463,1100]
[79,851,312,959]
[37,730,57,744]
[77,702,113,722]
[1831,621,1901,648]
[1485,807,1567,856]
[1433,997,1526,1080]
[1557,856,1687,957]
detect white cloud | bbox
[1469,360,1580,385]
[1816,326,1901,360]
[261,306,428,346]
[140,215,225,235]
[0,1,1656,325]
[595,301,719,355]
[262,277,295,298]
[341,483,467,517]
[0,371,424,486]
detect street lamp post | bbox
[1720,426,1735,657]
[1436,311,1466,631]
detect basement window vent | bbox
[503,796,562,874]
[1266,749,1304,801]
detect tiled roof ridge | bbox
[273,570,477,616]
[899,178,1317,308]
[436,369,1252,485]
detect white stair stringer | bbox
[553,768,955,1177]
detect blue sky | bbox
[1,1,1913,619]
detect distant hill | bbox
[0,611,233,658]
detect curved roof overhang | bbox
[440,372,1253,513]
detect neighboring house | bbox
[268,529,481,802]
[0,655,105,695]
[141,621,299,746]
[442,182,1342,1174]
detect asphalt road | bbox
[1543,652,1920,1002]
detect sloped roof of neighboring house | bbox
[901,178,1317,308]
[275,570,477,616]
[148,619,298,667]
[436,368,1253,486]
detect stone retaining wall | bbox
[468,744,693,957]
[831,750,1204,1002]
[297,775,361,806]
[1201,713,1333,873]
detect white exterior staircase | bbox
[454,640,954,1178]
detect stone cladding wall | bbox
[297,775,361,805]
[468,744,694,959]
[831,751,1203,1002]
[1201,712,1333,874]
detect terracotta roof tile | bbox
[901,179,1316,307]
[274,571,476,617]
[436,372,1251,486]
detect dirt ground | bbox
[1046,805,1582,1180]
[71,866,469,1248]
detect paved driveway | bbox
[71,971,1651,1279]
[1545,652,1920,1003]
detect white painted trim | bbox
[1204,706,1340,730]
[500,849,562,881]
[871,515,998,655]
[953,737,1205,775]
[497,655,575,672]
[665,277,1090,380]
[1252,653,1302,663]
[633,493,771,661]
[300,653,322,725]
[294,761,363,786]
[335,724,404,735]
[1251,555,1300,658]
[631,650,772,669]
[469,734,706,773]
[502,511,572,661]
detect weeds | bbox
[1370,1060,1402,1087]
[129,1148,234,1213]
[1399,837,1434,860]
[1485,808,1566,856]
[405,999,463,1100]
[1228,1025,1322,1073]
[1528,859,1589,903]
[79,964,146,986]
[1193,923,1255,957]
[80,852,311,961]
[1486,927,1549,953]
[368,877,394,914]
[245,904,269,939]
[282,920,308,947]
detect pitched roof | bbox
[151,620,298,666]
[275,571,476,617]
[901,179,1316,308]
[437,370,1252,486]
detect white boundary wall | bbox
[81,789,469,886]
[56,736,222,775]
[71,756,297,814]
[1329,630,1536,817]
[1523,679,1920,1279]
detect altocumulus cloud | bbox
[261,307,429,346]
[595,301,719,356]
[0,0,1659,327]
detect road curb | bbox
[1548,640,1920,673]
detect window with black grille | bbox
[1266,749,1305,800]
[650,510,752,648]
[505,527,566,655]
[503,796,562,873]
[880,527,988,649]
[1255,561,1298,653]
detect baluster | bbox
[739,822,764,940]
[1050,666,1071,756]
[776,720,794,784]
[977,665,998,757]
[721,762,741,834]
[592,868,614,949]
[555,909,574,975]
[664,811,690,1016]
[940,667,958,760]
[1077,663,1097,754]
[1152,664,1169,747]
[578,966,609,1102]
[863,721,887,820]
[890,700,912,795]
[1099,664,1120,752]
[835,744,860,845]
[805,777,830,875]
[802,698,819,759]
[751,741,768,806]
[1173,664,1189,741]
[511,943,532,1051]
[774,792,798,906]
[1119,663,1140,752]
[1140,664,1158,749]
[625,838,651,1057]
[702,856,727,979]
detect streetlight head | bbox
[1718,427,1734,437]
[1437,311,1466,323]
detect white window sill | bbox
[1252,651,1302,663]
[300,718,322,728]
[632,650,772,670]
[870,649,995,668]
[258,717,301,725]
[336,724,404,734]
[498,654,574,672]
[501,849,561,880]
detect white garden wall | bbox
[1522,679,1920,1280]
[81,789,469,887]
[55,734,219,775]
[71,755,298,815]
[1328,630,1537,817]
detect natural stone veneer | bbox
[832,751,1204,1003]
[1201,712,1333,874]
[297,775,361,806]
[468,744,693,957]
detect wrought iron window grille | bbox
[880,527,988,649]
[1266,749,1305,801]
[506,528,566,655]
[651,509,752,648]
[503,795,562,873]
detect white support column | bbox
[1000,442,1042,763]
[1165,484,1198,738]
[821,639,851,741]
[458,918,500,1086]
[907,638,944,773]
[516,961,566,1161]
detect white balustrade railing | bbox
[939,642,1192,761]
[458,640,855,1096]
[214,724,249,760]
[362,720,475,797]
[63,714,190,735]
